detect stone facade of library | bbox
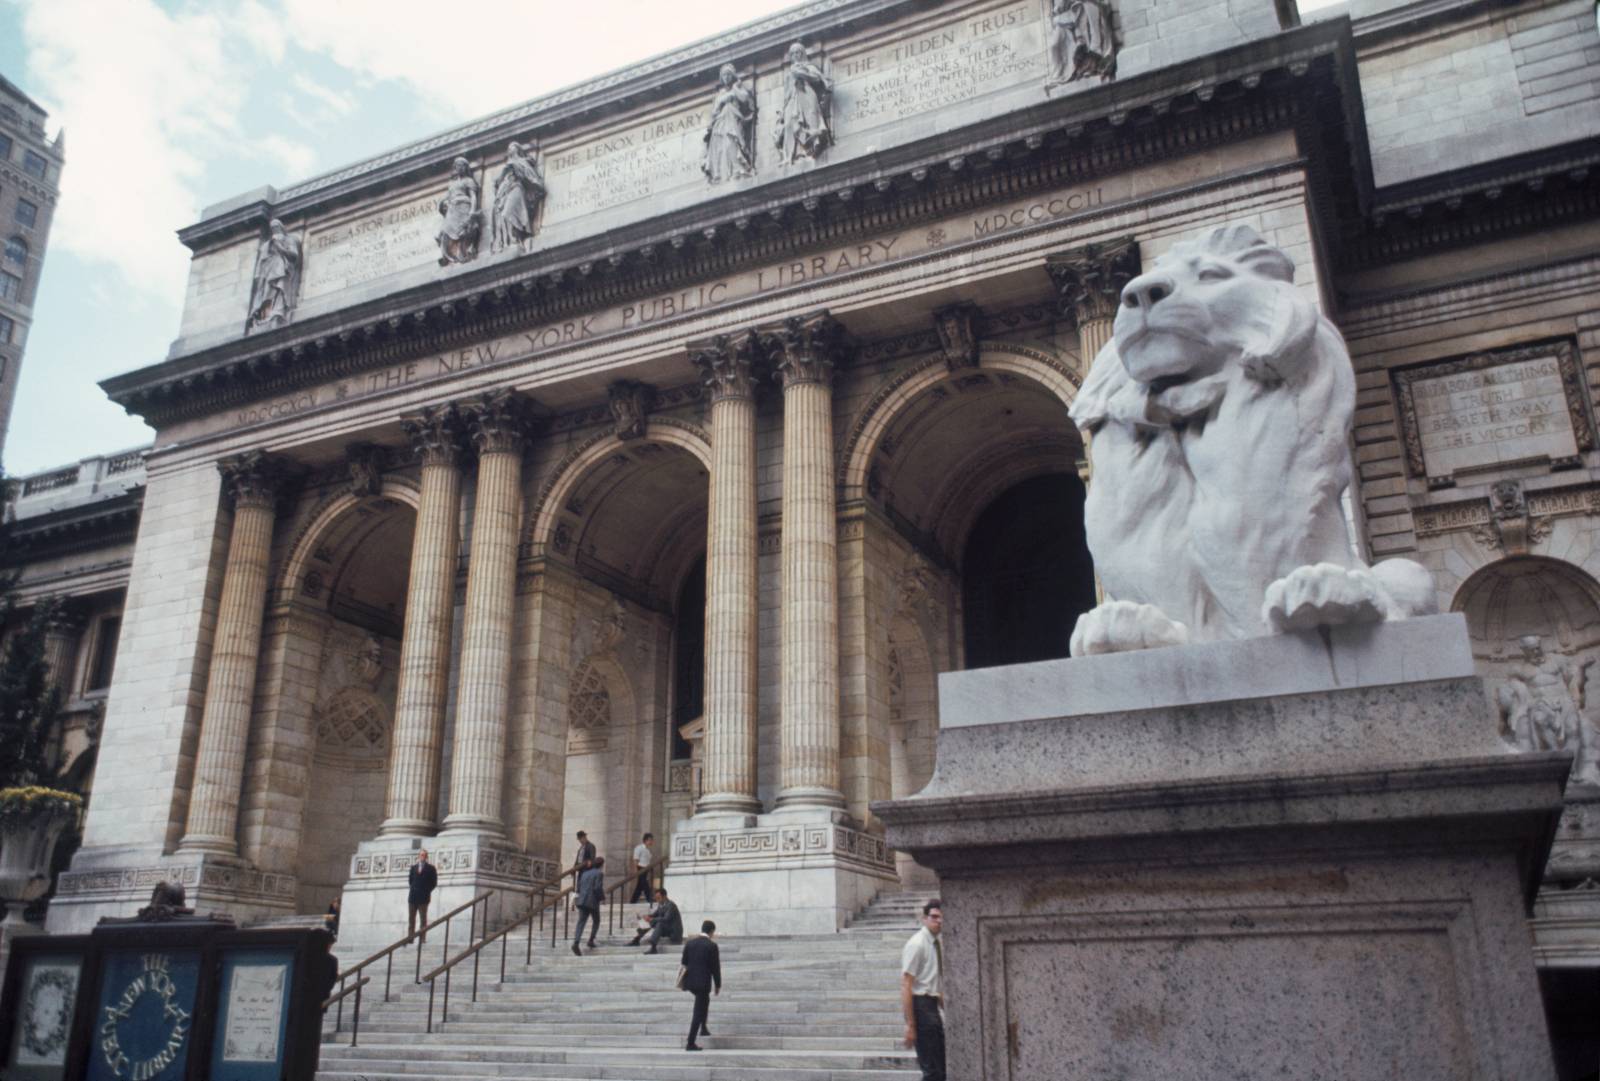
[15,0,1599,967]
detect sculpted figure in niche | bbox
[775,43,833,164]
[1067,224,1435,654]
[246,218,302,332]
[1496,635,1600,784]
[703,64,757,183]
[1048,0,1116,85]
[436,157,482,266]
[491,141,546,254]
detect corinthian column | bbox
[1047,238,1140,482]
[692,331,763,816]
[443,390,535,836]
[381,405,465,837]
[41,603,86,698]
[180,451,289,855]
[765,312,848,810]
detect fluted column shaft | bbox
[41,608,84,697]
[444,392,532,835]
[693,333,763,815]
[382,407,464,836]
[180,453,286,855]
[769,313,846,809]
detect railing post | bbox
[351,978,364,1048]
[384,951,393,1002]
[334,981,345,1034]
[426,978,436,1034]
[415,933,423,985]
[472,949,481,1003]
[443,968,452,1029]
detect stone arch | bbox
[528,418,712,552]
[278,477,421,601]
[1453,556,1600,661]
[559,647,641,870]
[838,340,1081,502]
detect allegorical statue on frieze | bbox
[1067,223,1436,654]
[775,43,833,165]
[436,156,482,266]
[703,64,757,183]
[245,218,302,332]
[1048,0,1117,86]
[491,140,546,254]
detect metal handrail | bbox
[322,975,371,1046]
[419,881,573,1033]
[329,890,492,1011]
[606,856,671,937]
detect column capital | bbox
[402,403,467,467]
[762,311,847,388]
[691,330,764,402]
[42,598,89,635]
[932,301,981,371]
[608,380,657,440]
[462,389,538,456]
[1046,237,1141,327]
[218,450,293,511]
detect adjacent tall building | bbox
[0,74,63,460]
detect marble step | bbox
[317,1047,916,1076]
[343,1020,904,1039]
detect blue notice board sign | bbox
[86,948,202,1081]
[208,947,295,1081]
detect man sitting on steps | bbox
[627,886,683,953]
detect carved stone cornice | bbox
[608,380,657,440]
[219,451,293,511]
[402,404,466,468]
[691,330,764,402]
[763,312,846,388]
[932,302,981,371]
[462,389,537,457]
[344,443,388,497]
[1046,237,1140,327]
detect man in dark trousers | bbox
[681,920,721,1051]
[900,899,945,1081]
[572,855,605,955]
[572,830,596,880]
[629,832,656,903]
[627,886,683,952]
[407,849,438,943]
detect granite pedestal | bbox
[874,614,1567,1081]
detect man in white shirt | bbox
[900,898,945,1081]
[629,832,656,903]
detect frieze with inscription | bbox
[301,191,445,301]
[221,174,1115,433]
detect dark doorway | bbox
[961,472,1095,668]
[669,555,706,760]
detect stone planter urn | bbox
[0,787,81,934]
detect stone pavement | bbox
[316,891,925,1080]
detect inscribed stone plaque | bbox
[832,0,1046,133]
[544,105,708,220]
[6,956,81,1078]
[301,189,447,301]
[1395,341,1591,484]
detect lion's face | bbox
[1112,246,1297,386]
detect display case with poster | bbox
[0,935,93,1081]
[210,929,332,1081]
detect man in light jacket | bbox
[572,855,606,955]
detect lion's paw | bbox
[1071,601,1190,656]
[1262,563,1387,633]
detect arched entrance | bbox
[526,421,710,870]
[249,485,416,912]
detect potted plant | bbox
[0,786,81,932]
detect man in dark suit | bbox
[627,887,683,952]
[407,849,438,942]
[572,855,605,955]
[681,920,721,1051]
[572,830,596,879]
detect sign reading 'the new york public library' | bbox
[1395,340,1594,485]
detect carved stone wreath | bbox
[22,966,76,1059]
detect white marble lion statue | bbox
[1067,223,1435,654]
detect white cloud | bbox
[289,72,356,123]
[14,0,241,300]
[258,133,317,176]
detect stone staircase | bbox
[316,891,924,1080]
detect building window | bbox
[0,314,12,344]
[0,133,11,160]
[3,237,25,268]
[87,616,121,692]
[22,151,47,179]
[15,200,37,228]
[0,272,20,302]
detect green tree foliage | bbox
[0,581,61,789]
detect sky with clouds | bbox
[0,0,1346,476]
